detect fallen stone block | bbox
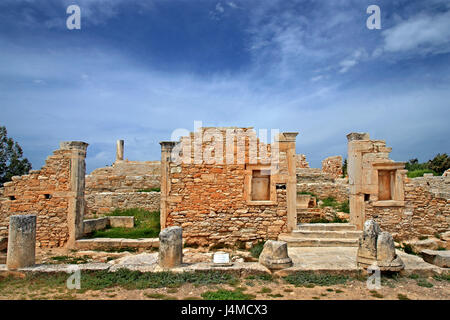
[109,216,134,228]
[259,240,293,270]
[7,215,36,270]
[420,249,450,268]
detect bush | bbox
[407,169,438,178]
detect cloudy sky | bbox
[0,0,449,172]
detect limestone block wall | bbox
[321,155,343,179]
[161,127,297,246]
[0,142,88,248]
[365,175,450,241]
[296,168,349,202]
[85,191,160,215]
[296,154,309,168]
[85,160,161,193]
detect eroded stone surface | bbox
[259,240,292,270]
[357,220,404,271]
[7,215,36,270]
[159,226,183,268]
[420,249,450,268]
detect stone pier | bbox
[7,215,36,270]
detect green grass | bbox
[246,274,273,282]
[258,287,271,294]
[89,209,160,239]
[250,241,265,258]
[297,191,318,198]
[137,187,160,192]
[0,270,238,292]
[283,272,350,287]
[433,274,450,282]
[407,169,438,178]
[416,279,433,288]
[144,293,174,300]
[201,288,256,300]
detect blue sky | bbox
[0,0,449,172]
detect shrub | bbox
[201,289,255,300]
[250,241,265,258]
[407,169,438,178]
[283,272,349,287]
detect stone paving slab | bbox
[0,247,447,277]
[274,247,447,277]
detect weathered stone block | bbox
[420,249,449,268]
[259,240,292,270]
[109,216,134,228]
[159,226,183,268]
[7,215,36,270]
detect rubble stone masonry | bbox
[0,141,88,248]
[161,127,297,246]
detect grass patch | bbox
[416,279,433,288]
[268,293,283,298]
[89,209,160,239]
[137,188,160,192]
[283,272,349,287]
[433,274,450,282]
[249,241,265,258]
[201,289,256,300]
[297,191,318,198]
[402,243,416,255]
[258,287,272,294]
[246,274,273,282]
[0,270,238,293]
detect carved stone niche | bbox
[370,162,407,207]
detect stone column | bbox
[280,132,298,232]
[159,226,182,268]
[116,140,124,162]
[159,141,176,229]
[60,141,88,248]
[7,215,36,270]
[347,133,369,230]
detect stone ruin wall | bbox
[85,160,161,216]
[0,142,87,248]
[348,132,449,242]
[85,191,160,215]
[163,128,295,246]
[365,175,450,242]
[296,154,309,168]
[321,155,343,179]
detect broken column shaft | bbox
[7,215,36,270]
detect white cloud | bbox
[338,49,367,73]
[382,11,450,54]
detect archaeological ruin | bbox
[0,127,448,273]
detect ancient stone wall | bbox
[85,191,160,216]
[321,155,343,179]
[0,142,88,248]
[296,154,309,168]
[161,127,297,246]
[365,175,450,241]
[85,160,161,193]
[296,168,349,202]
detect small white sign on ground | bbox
[213,252,230,264]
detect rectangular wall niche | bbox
[251,170,270,201]
[378,170,394,201]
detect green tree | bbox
[0,126,32,186]
[427,153,450,175]
[342,158,347,178]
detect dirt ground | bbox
[0,248,448,300]
[0,271,449,300]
